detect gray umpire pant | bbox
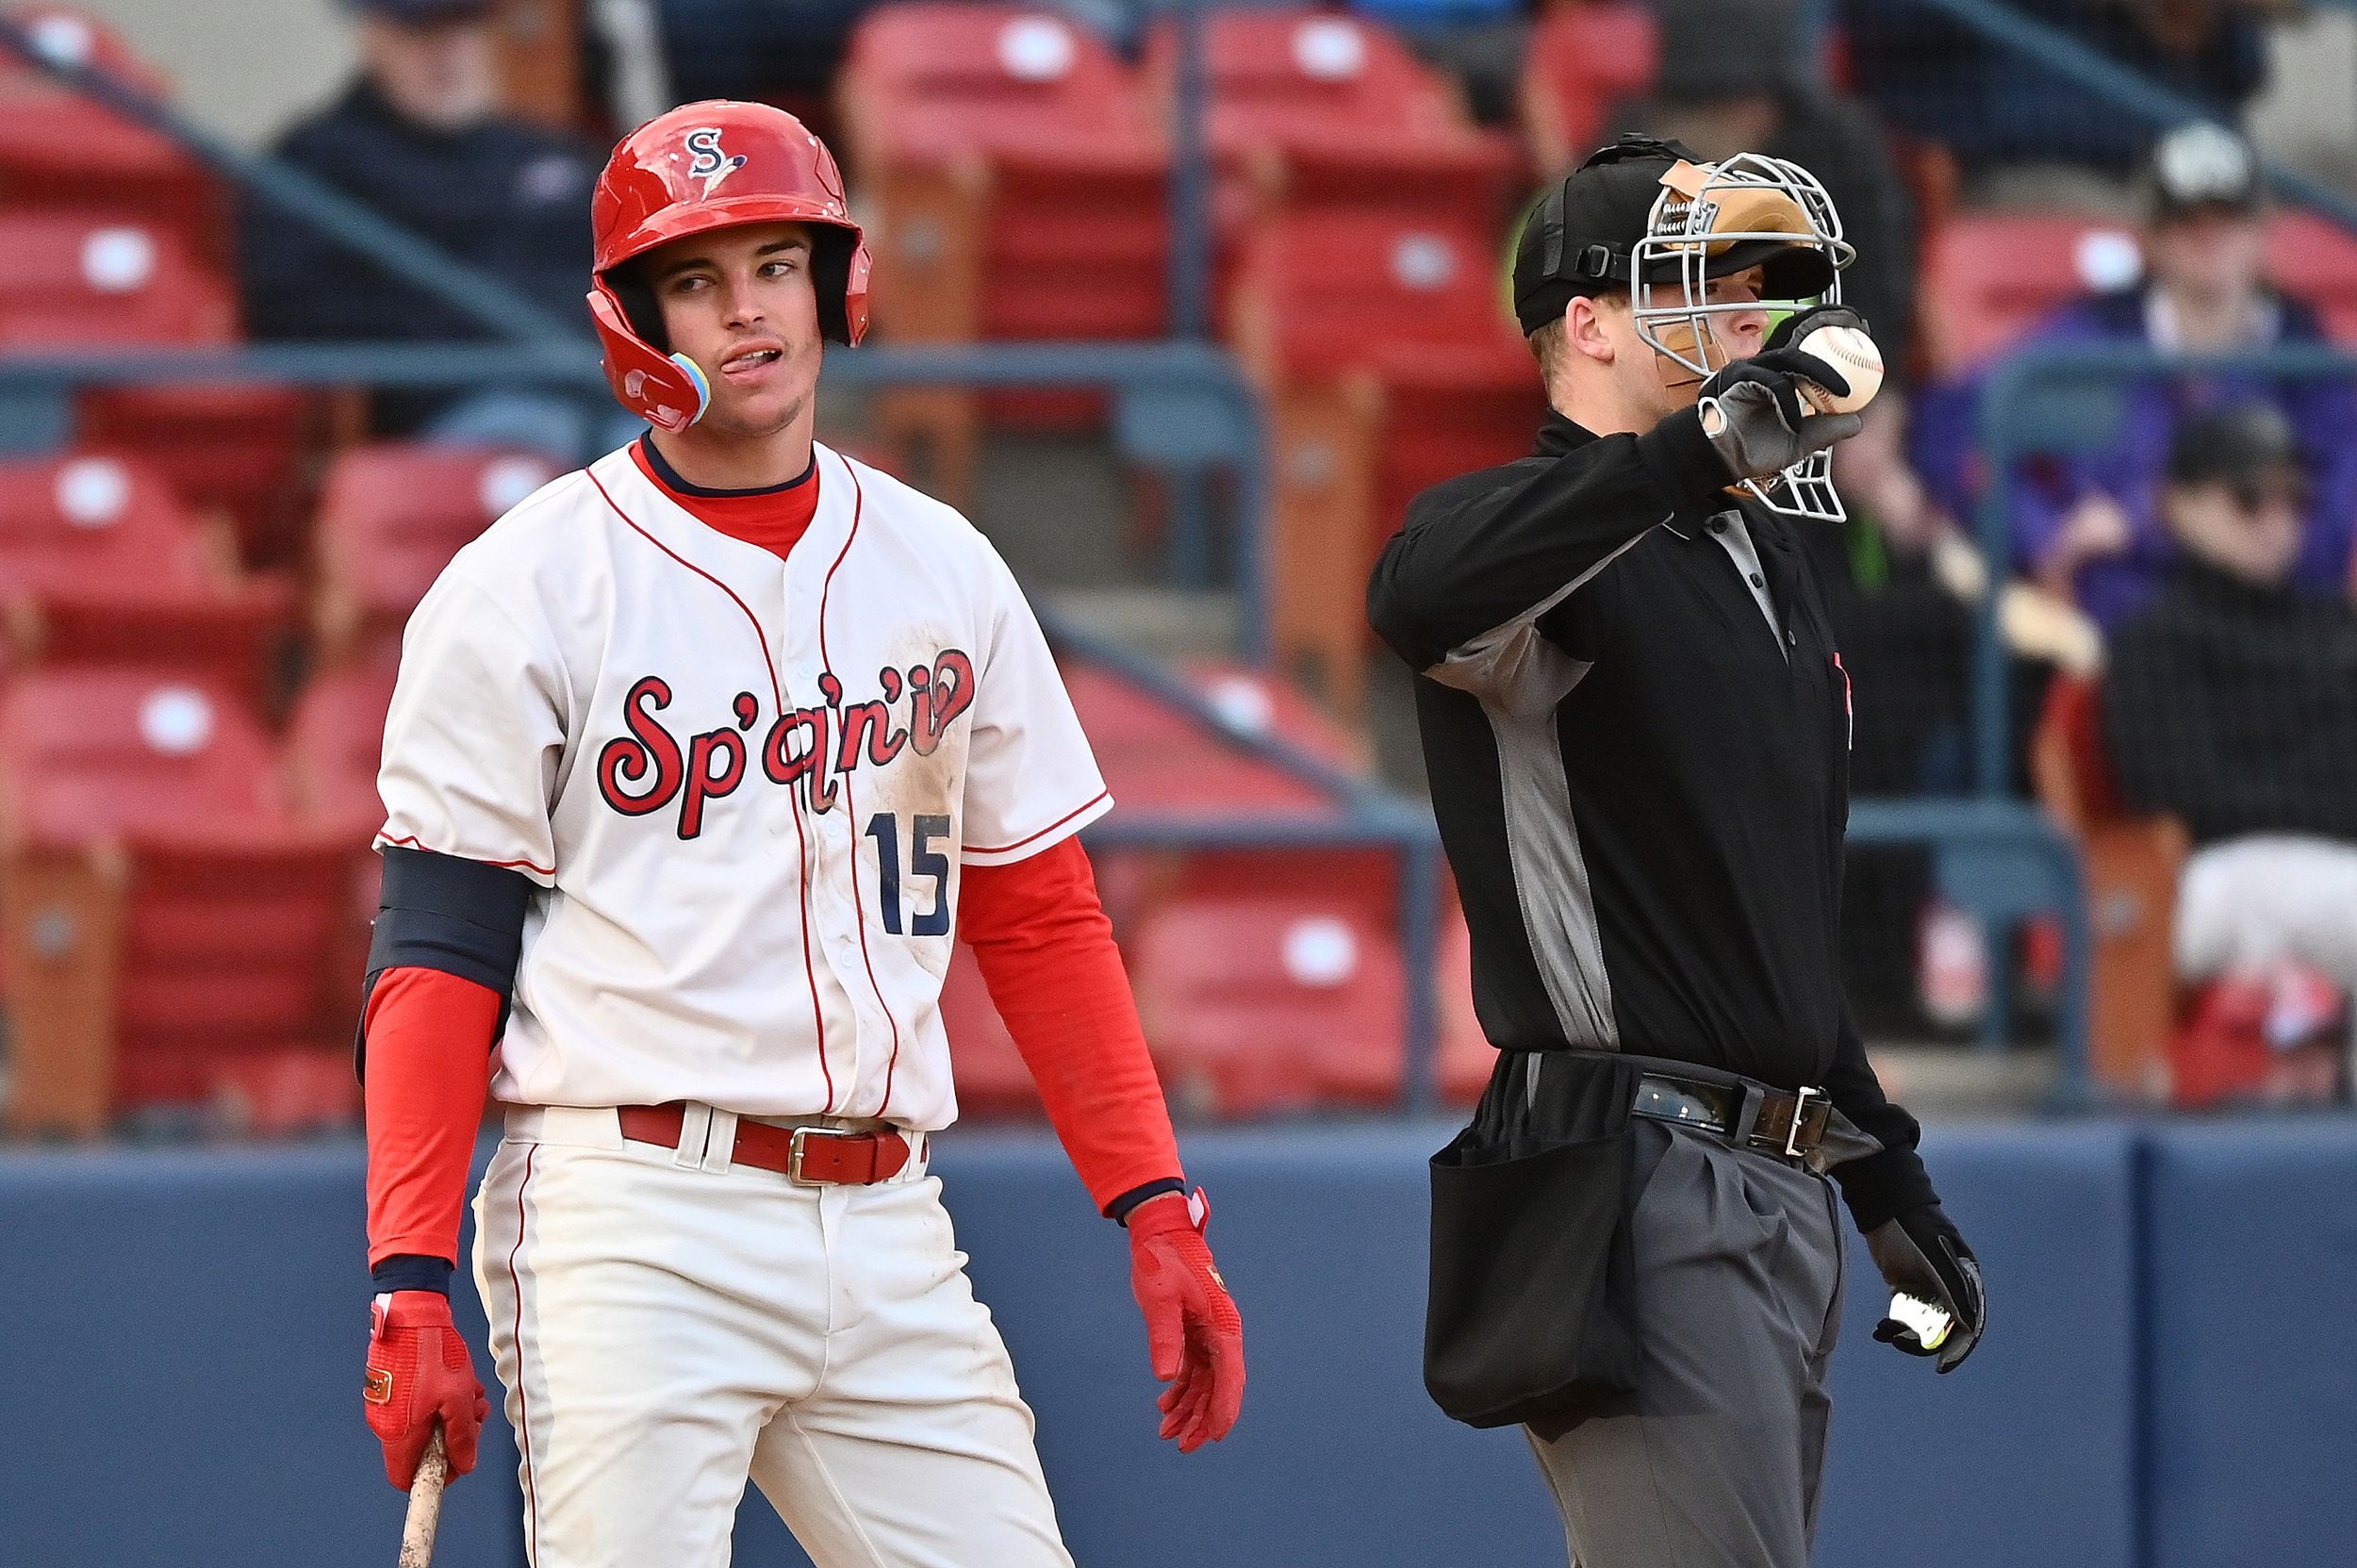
[1525,1114,1879,1568]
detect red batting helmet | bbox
[586,101,871,432]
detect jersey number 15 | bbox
[865,812,950,936]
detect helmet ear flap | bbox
[810,226,869,345]
[586,281,710,432]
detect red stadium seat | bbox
[940,945,1044,1117]
[285,659,404,1052]
[2265,210,2357,345]
[0,208,312,557]
[1060,663,1334,815]
[0,670,354,1136]
[1131,891,1407,1116]
[1436,907,1494,1106]
[286,660,399,836]
[0,210,234,344]
[311,442,561,664]
[1519,1,1660,178]
[1230,209,1543,713]
[1144,8,1520,263]
[77,383,316,567]
[0,8,227,263]
[839,5,1168,490]
[1919,211,2143,372]
[1136,6,1508,318]
[0,449,296,700]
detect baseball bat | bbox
[399,1427,449,1568]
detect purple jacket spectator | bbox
[1910,125,2357,629]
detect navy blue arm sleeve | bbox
[354,846,533,1081]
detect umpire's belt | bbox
[1629,1074,1831,1160]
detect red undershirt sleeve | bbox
[957,836,1184,1214]
[364,966,503,1268]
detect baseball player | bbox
[355,101,1244,1567]
[1372,137,1984,1567]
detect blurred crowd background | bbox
[5,0,2357,1147]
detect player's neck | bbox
[646,421,816,492]
[1552,384,1649,439]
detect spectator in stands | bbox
[1619,0,1918,377]
[660,0,872,124]
[1840,0,2278,191]
[239,0,620,462]
[1920,123,2357,630]
[2103,403,2357,1099]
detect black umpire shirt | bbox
[1368,409,1937,1229]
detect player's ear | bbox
[1565,296,1617,366]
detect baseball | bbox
[1796,324,1884,415]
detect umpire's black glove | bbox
[1765,303,1871,355]
[1866,1202,1986,1374]
[1690,344,1864,484]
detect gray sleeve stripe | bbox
[1420,526,1656,698]
[1478,648,1618,1050]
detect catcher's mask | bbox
[1632,151,1854,522]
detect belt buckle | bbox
[1785,1086,1821,1159]
[787,1125,859,1186]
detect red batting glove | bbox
[1127,1189,1244,1452]
[364,1290,489,1491]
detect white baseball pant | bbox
[472,1103,1075,1568]
[2176,833,2357,990]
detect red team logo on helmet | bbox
[585,102,871,431]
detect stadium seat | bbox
[1060,662,1334,815]
[1229,209,1542,713]
[77,383,316,567]
[1436,906,1493,1106]
[1517,0,1660,179]
[837,5,1169,497]
[1919,211,2143,372]
[0,670,354,1137]
[940,944,1044,1117]
[2265,210,2357,345]
[311,443,560,665]
[1143,8,1520,271]
[286,660,399,835]
[284,659,400,1051]
[0,450,297,701]
[2029,671,2185,1098]
[0,210,234,344]
[1178,658,1369,772]
[1130,890,1407,1116]
[0,8,227,264]
[0,208,313,558]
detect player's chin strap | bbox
[586,286,712,434]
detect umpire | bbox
[1370,137,1986,1568]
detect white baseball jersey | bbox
[375,441,1112,1130]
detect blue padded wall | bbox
[2142,1118,2357,1568]
[0,1116,2342,1568]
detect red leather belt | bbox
[616,1103,914,1185]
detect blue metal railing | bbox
[1904,0,2357,234]
[0,339,1274,662]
